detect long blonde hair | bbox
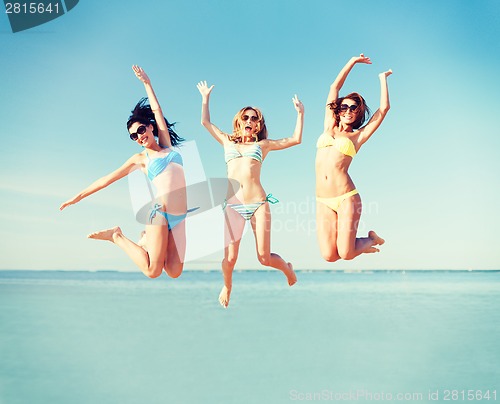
[229,106,268,142]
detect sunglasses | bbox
[339,104,359,113]
[129,125,147,141]
[242,115,258,122]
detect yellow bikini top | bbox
[316,133,356,157]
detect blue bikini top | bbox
[224,142,263,164]
[146,148,183,181]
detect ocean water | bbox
[0,270,499,404]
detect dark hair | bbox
[126,98,184,147]
[328,92,370,130]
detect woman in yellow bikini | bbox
[197,81,303,307]
[316,54,392,262]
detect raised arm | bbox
[324,54,372,132]
[263,95,304,152]
[59,155,141,211]
[357,69,392,146]
[133,65,171,148]
[196,81,227,145]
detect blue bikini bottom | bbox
[149,203,198,230]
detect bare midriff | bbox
[315,147,356,198]
[226,158,266,203]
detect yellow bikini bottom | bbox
[316,189,359,212]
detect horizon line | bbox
[0,268,499,273]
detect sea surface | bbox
[0,270,499,404]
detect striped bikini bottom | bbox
[223,194,279,220]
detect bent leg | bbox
[164,220,186,279]
[251,203,296,286]
[336,194,380,260]
[316,201,341,262]
[219,207,246,308]
[88,225,167,278]
[141,224,169,277]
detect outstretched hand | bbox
[379,69,393,78]
[197,81,214,98]
[132,65,151,85]
[292,94,304,114]
[353,53,372,65]
[59,196,80,211]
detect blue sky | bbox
[0,0,499,270]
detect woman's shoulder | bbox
[130,151,147,163]
[223,134,239,146]
[256,138,270,147]
[321,128,336,136]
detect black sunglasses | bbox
[339,104,358,113]
[129,125,147,141]
[242,114,258,122]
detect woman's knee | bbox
[322,252,340,262]
[165,263,183,279]
[257,254,271,266]
[224,252,238,267]
[338,247,355,261]
[144,263,163,279]
[319,244,340,262]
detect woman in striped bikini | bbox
[197,81,304,307]
[316,54,392,262]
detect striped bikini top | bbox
[316,133,356,157]
[145,148,183,181]
[224,142,263,164]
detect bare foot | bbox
[285,262,297,286]
[368,230,385,246]
[365,246,380,254]
[87,226,122,242]
[137,230,147,250]
[219,285,231,308]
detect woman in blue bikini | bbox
[60,66,187,279]
[316,54,392,262]
[197,81,304,307]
